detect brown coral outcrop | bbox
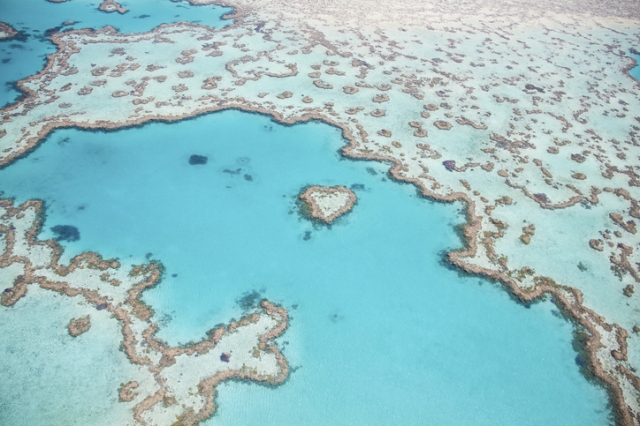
[68,316,91,337]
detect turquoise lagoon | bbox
[0,110,611,425]
[0,1,614,425]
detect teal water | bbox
[630,51,640,81]
[0,0,232,107]
[0,110,611,425]
[0,1,614,424]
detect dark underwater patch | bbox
[189,154,208,165]
[236,289,264,309]
[44,26,63,37]
[51,225,80,242]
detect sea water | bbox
[0,0,233,108]
[0,1,613,425]
[630,51,640,82]
[0,110,611,425]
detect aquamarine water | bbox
[0,1,613,424]
[630,51,640,81]
[0,109,611,424]
[0,0,232,108]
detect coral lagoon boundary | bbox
[0,199,289,425]
[0,1,639,424]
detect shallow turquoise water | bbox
[0,110,612,425]
[0,1,614,424]
[630,51,640,81]
[0,0,232,107]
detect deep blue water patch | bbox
[188,154,208,165]
[50,224,80,242]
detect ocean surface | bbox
[0,1,615,425]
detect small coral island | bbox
[299,185,356,224]
[67,315,92,337]
[98,0,128,14]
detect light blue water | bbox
[0,1,614,424]
[0,0,232,107]
[0,288,142,426]
[0,110,611,425]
